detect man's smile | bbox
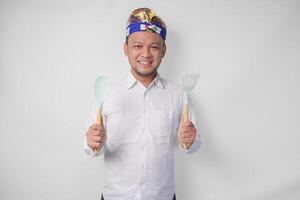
[138,60,153,67]
[138,60,152,64]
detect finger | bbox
[89,141,101,149]
[91,127,105,135]
[91,136,101,142]
[182,122,194,128]
[93,124,102,131]
[182,138,193,144]
[99,137,105,143]
[182,127,189,132]
[98,129,106,135]
[180,133,186,140]
[181,139,188,144]
[96,135,106,143]
[89,130,101,136]
[92,124,105,132]
[182,130,196,138]
[181,133,193,139]
[88,124,100,131]
[183,127,194,133]
[183,121,194,127]
[184,125,197,132]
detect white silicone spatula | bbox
[93,76,109,152]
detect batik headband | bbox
[126,21,167,40]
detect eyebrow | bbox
[131,41,161,45]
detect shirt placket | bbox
[138,87,149,200]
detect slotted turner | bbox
[180,72,199,150]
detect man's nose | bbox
[141,47,151,57]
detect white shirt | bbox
[83,72,201,200]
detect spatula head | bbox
[180,72,199,92]
[94,76,109,106]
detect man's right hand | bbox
[87,124,106,151]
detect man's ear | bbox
[162,43,166,58]
[124,42,128,57]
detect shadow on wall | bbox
[159,27,182,82]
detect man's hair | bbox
[126,8,167,43]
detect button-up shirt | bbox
[83,72,201,200]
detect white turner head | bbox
[94,76,109,106]
[180,72,199,92]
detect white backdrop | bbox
[1,0,300,200]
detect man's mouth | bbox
[138,60,153,67]
[138,61,152,64]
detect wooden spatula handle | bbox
[183,104,189,122]
[94,107,103,152]
[96,107,102,126]
[182,104,189,150]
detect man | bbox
[84,8,201,200]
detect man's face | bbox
[124,31,166,77]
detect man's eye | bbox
[151,46,159,49]
[133,45,141,48]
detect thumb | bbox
[183,120,192,127]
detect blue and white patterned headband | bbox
[126,22,167,40]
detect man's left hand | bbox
[178,121,197,149]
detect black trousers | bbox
[101,194,176,200]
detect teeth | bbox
[139,61,151,64]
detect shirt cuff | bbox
[83,135,105,157]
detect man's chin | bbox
[133,68,157,77]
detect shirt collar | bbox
[126,70,165,89]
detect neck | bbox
[130,69,157,87]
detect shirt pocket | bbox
[106,111,140,144]
[119,114,141,144]
[150,109,172,144]
[110,115,142,145]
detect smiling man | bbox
[84,8,201,200]
[125,30,165,85]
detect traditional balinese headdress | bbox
[126,8,167,40]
